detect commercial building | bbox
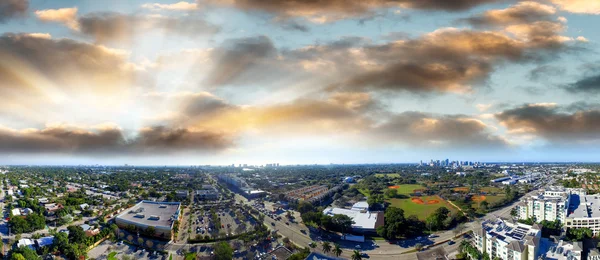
[565,190,600,236]
[115,200,181,240]
[218,174,266,199]
[195,185,219,200]
[472,219,541,260]
[322,202,384,233]
[516,187,570,223]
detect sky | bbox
[0,0,599,165]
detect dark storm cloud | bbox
[496,103,600,142]
[528,65,566,81]
[563,74,600,94]
[205,36,277,87]
[459,1,556,27]
[373,111,509,148]
[0,124,233,154]
[0,33,134,94]
[78,12,220,44]
[0,0,28,23]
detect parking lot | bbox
[190,207,255,240]
[88,240,168,260]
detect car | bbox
[447,240,455,245]
[271,222,276,226]
[355,245,361,249]
[300,229,307,234]
[285,222,289,225]
[428,234,437,238]
[372,243,379,247]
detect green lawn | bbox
[107,252,118,260]
[481,186,503,194]
[390,184,425,194]
[387,196,457,220]
[472,195,506,209]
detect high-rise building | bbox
[516,186,570,223]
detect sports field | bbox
[387,195,457,220]
[387,184,424,194]
[481,186,503,194]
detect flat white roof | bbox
[351,201,369,211]
[323,207,379,230]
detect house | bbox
[36,236,54,248]
[11,208,21,216]
[85,228,100,237]
[44,203,64,214]
[80,224,91,231]
[17,239,35,250]
[79,203,89,210]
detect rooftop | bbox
[567,194,600,218]
[481,219,540,247]
[116,200,180,228]
[322,207,382,230]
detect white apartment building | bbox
[473,219,541,260]
[516,187,570,223]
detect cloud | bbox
[205,36,277,87]
[563,74,600,94]
[548,0,600,15]
[77,12,219,44]
[321,28,556,94]
[0,0,28,23]
[0,123,232,154]
[0,33,136,97]
[528,65,566,81]
[203,0,506,23]
[372,112,509,148]
[35,7,79,30]
[495,102,600,143]
[460,1,556,27]
[142,1,198,11]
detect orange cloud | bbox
[35,7,79,30]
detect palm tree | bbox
[351,250,362,260]
[333,244,342,257]
[309,242,317,251]
[322,241,332,254]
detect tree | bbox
[415,243,424,251]
[332,214,354,234]
[351,250,362,260]
[67,225,86,244]
[480,201,489,211]
[322,241,332,254]
[10,253,25,260]
[309,242,317,250]
[214,242,233,260]
[333,244,342,257]
[510,208,518,218]
[144,226,156,236]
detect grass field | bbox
[388,184,424,194]
[481,186,504,194]
[375,173,400,178]
[387,195,457,220]
[471,194,506,209]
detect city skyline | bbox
[0,0,599,165]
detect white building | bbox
[322,202,384,233]
[472,219,541,260]
[516,187,570,223]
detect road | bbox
[232,186,542,259]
